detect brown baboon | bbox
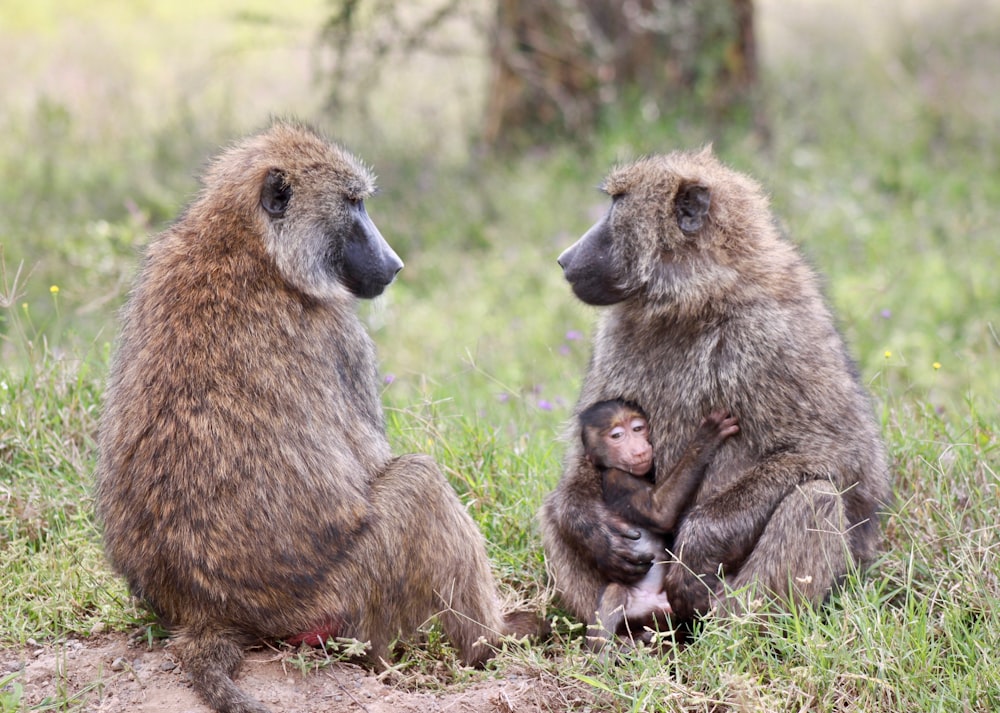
[579,400,738,649]
[540,148,891,627]
[95,121,538,713]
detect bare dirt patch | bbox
[1,634,596,712]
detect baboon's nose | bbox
[385,251,404,281]
[557,242,577,271]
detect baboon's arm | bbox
[602,459,703,534]
[551,457,655,584]
[604,411,736,533]
[662,450,815,618]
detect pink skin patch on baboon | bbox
[285,616,343,647]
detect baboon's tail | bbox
[179,628,270,713]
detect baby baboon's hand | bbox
[701,409,740,445]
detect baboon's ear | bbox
[675,183,711,234]
[261,168,292,218]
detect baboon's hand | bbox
[662,501,748,619]
[662,561,716,620]
[593,514,655,584]
[700,409,740,445]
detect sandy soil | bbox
[0,634,591,713]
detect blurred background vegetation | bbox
[1,0,996,421]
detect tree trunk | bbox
[484,0,758,149]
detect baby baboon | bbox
[95,121,537,713]
[540,147,891,625]
[579,400,738,649]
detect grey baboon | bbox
[540,148,891,627]
[579,399,738,649]
[95,120,538,713]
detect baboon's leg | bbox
[538,500,608,624]
[179,626,269,713]
[722,479,850,612]
[354,453,515,668]
[586,583,627,652]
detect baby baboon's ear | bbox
[675,183,710,235]
[261,168,292,218]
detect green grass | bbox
[2,1,999,711]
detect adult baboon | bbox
[579,400,738,649]
[95,121,536,713]
[540,148,891,625]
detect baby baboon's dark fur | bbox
[95,121,537,713]
[581,401,738,650]
[540,147,891,624]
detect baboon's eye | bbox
[261,169,292,218]
[609,427,625,440]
